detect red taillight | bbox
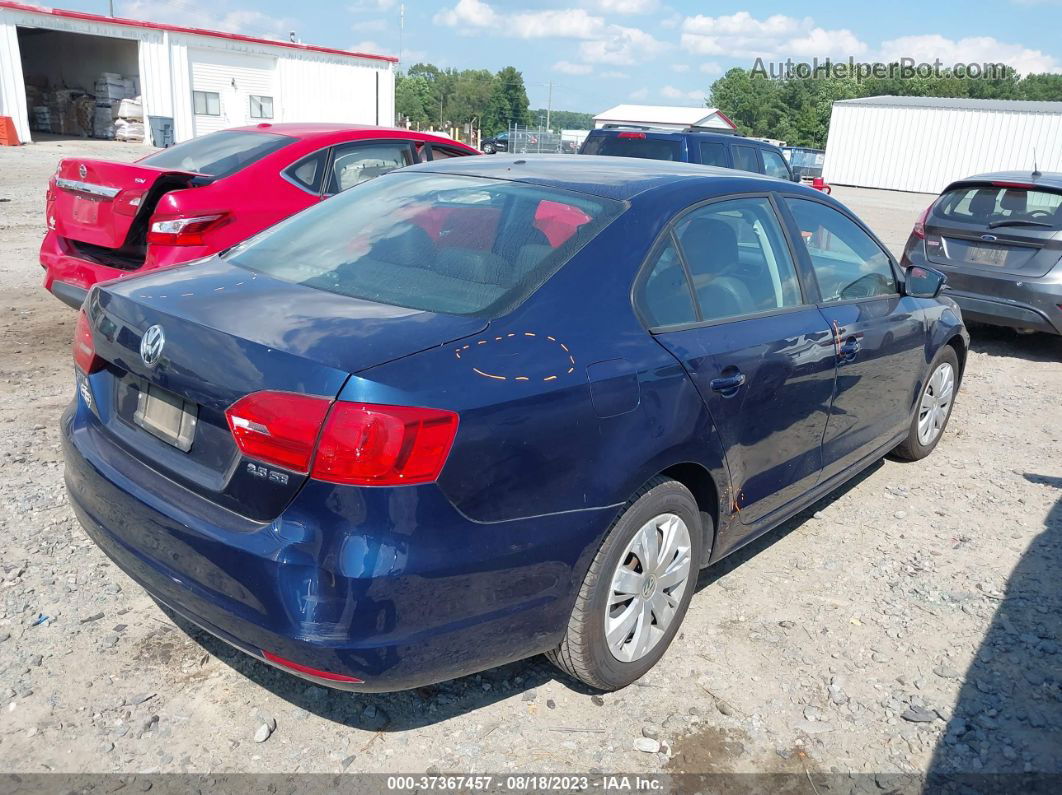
[147,212,229,246]
[225,392,332,473]
[312,403,459,486]
[73,308,102,374]
[912,202,933,240]
[225,393,459,485]
[261,650,363,684]
[617,132,646,139]
[112,189,145,217]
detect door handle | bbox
[710,372,746,394]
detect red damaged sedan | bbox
[41,124,479,308]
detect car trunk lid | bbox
[51,159,201,250]
[83,257,486,520]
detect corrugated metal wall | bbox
[823,104,1062,194]
[0,7,394,145]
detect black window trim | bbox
[632,190,817,333]
[777,192,904,308]
[279,144,332,196]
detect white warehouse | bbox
[0,0,396,146]
[823,95,1062,194]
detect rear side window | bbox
[638,239,697,328]
[933,185,1062,230]
[675,197,802,322]
[786,198,897,301]
[284,150,327,194]
[581,133,683,162]
[698,142,727,168]
[227,173,623,317]
[731,145,761,174]
[140,131,292,178]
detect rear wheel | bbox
[482,143,495,154]
[547,477,703,690]
[893,346,959,461]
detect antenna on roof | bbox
[1033,147,1041,178]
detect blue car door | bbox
[637,195,836,538]
[780,197,927,479]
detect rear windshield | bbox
[581,133,683,162]
[139,131,292,178]
[933,185,1062,230]
[226,172,624,316]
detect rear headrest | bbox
[968,189,998,217]
[680,218,739,277]
[1000,189,1027,213]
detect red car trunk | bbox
[51,159,201,250]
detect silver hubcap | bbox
[604,513,693,663]
[917,362,955,446]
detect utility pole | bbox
[399,3,404,64]
[108,1,115,16]
[546,81,552,132]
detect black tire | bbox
[547,477,704,691]
[482,143,495,154]
[892,345,960,461]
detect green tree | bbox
[394,73,432,126]
[495,66,530,129]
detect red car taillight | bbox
[225,392,459,485]
[73,308,103,375]
[112,189,146,217]
[911,204,931,240]
[261,650,363,684]
[147,212,230,246]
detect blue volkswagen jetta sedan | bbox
[63,156,967,691]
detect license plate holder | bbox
[133,383,197,452]
[967,245,1007,266]
[72,196,100,225]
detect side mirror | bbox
[904,266,946,298]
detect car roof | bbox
[947,171,1062,192]
[402,153,801,201]
[225,123,469,146]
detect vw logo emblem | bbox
[140,325,165,368]
[980,233,998,242]
[78,163,87,179]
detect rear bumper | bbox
[62,399,606,691]
[39,231,212,308]
[908,247,1062,335]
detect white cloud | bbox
[680,12,867,59]
[434,0,605,39]
[586,0,659,13]
[629,87,649,100]
[661,85,704,101]
[671,63,690,73]
[554,60,594,75]
[600,70,630,79]
[122,0,292,38]
[350,39,390,56]
[878,34,1061,75]
[579,24,663,64]
[700,61,723,75]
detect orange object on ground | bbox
[0,117,20,146]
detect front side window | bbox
[675,197,803,322]
[226,173,623,317]
[249,95,274,119]
[762,150,791,180]
[327,142,415,193]
[192,90,220,116]
[786,198,897,302]
[140,130,292,178]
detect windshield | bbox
[140,131,293,178]
[581,134,683,161]
[226,172,624,316]
[933,185,1062,230]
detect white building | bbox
[823,95,1062,194]
[0,0,396,146]
[593,104,737,132]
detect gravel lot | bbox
[1,138,1060,778]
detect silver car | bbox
[901,171,1062,335]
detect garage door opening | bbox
[17,27,143,143]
